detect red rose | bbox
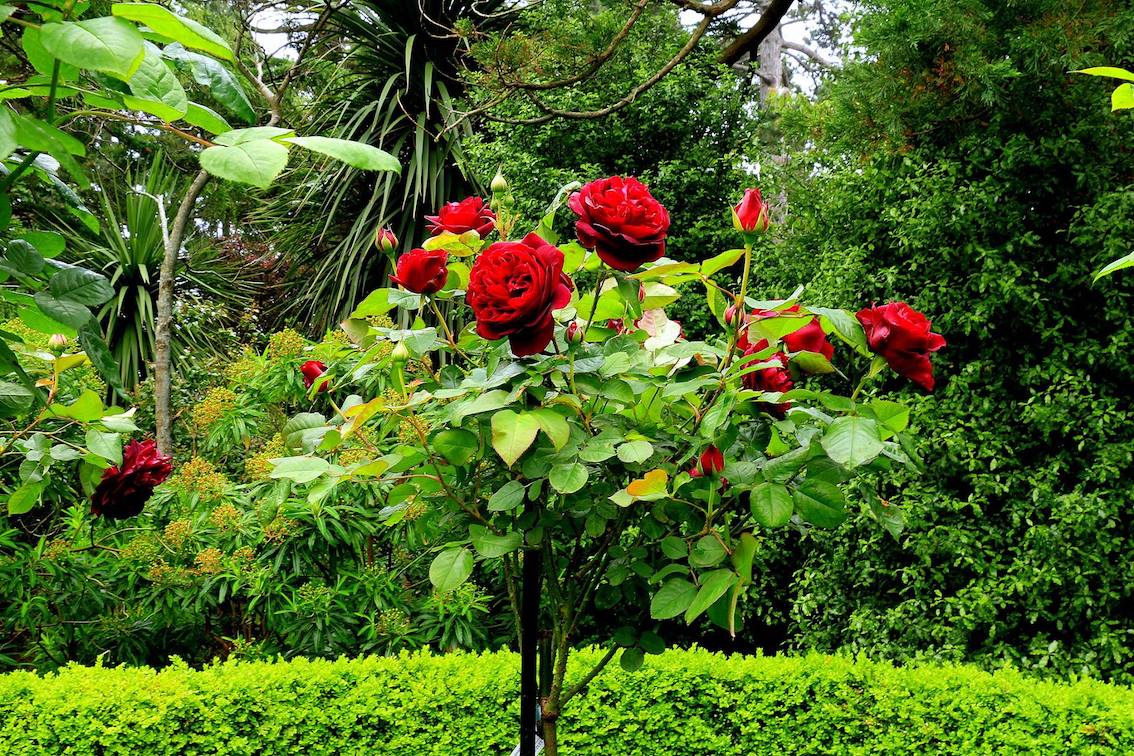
[467,233,573,357]
[375,227,398,254]
[90,439,173,520]
[856,302,946,391]
[425,196,496,237]
[741,347,793,417]
[698,445,725,476]
[733,188,770,234]
[301,360,328,391]
[753,305,834,360]
[389,248,449,295]
[565,321,584,344]
[568,176,670,271]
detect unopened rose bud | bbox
[565,321,584,344]
[733,188,771,236]
[391,342,411,365]
[490,169,509,194]
[638,284,646,302]
[48,333,69,349]
[724,303,749,329]
[375,227,398,254]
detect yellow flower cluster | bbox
[232,546,255,564]
[396,413,430,445]
[403,500,427,521]
[146,560,194,586]
[209,502,242,530]
[43,539,73,561]
[368,315,395,329]
[338,447,371,466]
[170,457,229,501]
[265,328,306,361]
[193,547,224,575]
[224,351,261,383]
[191,387,237,429]
[163,519,192,550]
[245,434,286,482]
[262,515,294,544]
[406,358,433,377]
[374,607,411,636]
[121,534,162,564]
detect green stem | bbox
[580,273,607,340]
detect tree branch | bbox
[781,38,836,67]
[719,0,796,65]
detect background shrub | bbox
[1,649,1132,755]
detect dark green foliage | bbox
[1,649,1132,754]
[750,0,1134,682]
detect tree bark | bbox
[757,11,784,103]
[154,169,210,455]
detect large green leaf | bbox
[1094,250,1134,281]
[749,482,793,528]
[39,17,144,80]
[792,479,847,528]
[432,428,479,466]
[684,570,737,623]
[0,107,14,162]
[269,455,330,484]
[199,139,289,189]
[469,526,522,558]
[183,102,231,135]
[820,416,884,469]
[85,429,122,466]
[162,44,255,123]
[487,480,526,512]
[549,462,588,494]
[283,136,400,172]
[650,578,697,620]
[429,547,474,592]
[0,380,35,416]
[490,409,540,467]
[49,268,114,306]
[32,292,91,329]
[123,43,188,122]
[7,480,46,516]
[111,3,234,61]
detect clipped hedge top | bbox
[1,649,1132,755]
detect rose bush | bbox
[270,176,943,753]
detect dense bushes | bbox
[749,0,1134,681]
[1,649,1131,754]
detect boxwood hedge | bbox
[1,649,1130,754]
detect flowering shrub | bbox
[266,175,944,751]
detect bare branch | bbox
[782,38,836,67]
[720,0,796,65]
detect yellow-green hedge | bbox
[1,649,1131,754]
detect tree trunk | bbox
[757,10,784,103]
[154,169,210,455]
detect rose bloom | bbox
[425,196,496,237]
[375,227,398,254]
[696,446,725,476]
[569,176,670,271]
[90,439,173,520]
[389,248,449,295]
[467,233,573,356]
[856,302,946,391]
[740,345,794,417]
[752,305,834,360]
[301,360,328,391]
[733,188,770,233]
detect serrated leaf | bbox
[123,43,187,121]
[793,479,847,527]
[650,578,697,620]
[749,482,793,528]
[549,462,588,494]
[684,569,737,624]
[39,17,144,80]
[199,139,289,189]
[820,416,884,468]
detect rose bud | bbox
[389,248,449,295]
[491,170,509,193]
[638,284,646,302]
[732,188,771,236]
[300,360,329,391]
[753,305,834,360]
[425,196,496,237]
[90,439,173,520]
[856,301,946,391]
[374,227,398,254]
[391,342,411,365]
[698,445,725,477]
[565,321,584,345]
[569,176,670,271]
[724,303,749,329]
[48,333,69,349]
[467,233,573,357]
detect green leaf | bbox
[111,3,234,61]
[792,479,847,528]
[1113,83,1134,111]
[183,102,231,135]
[750,482,793,528]
[349,288,396,318]
[620,647,645,672]
[650,578,697,620]
[32,292,91,330]
[163,44,255,123]
[39,17,144,80]
[429,547,474,592]
[701,248,745,276]
[7,480,46,516]
[811,307,870,356]
[1075,66,1134,82]
[689,534,726,568]
[199,139,289,189]
[684,570,738,624]
[213,126,294,146]
[85,429,122,466]
[529,408,569,450]
[469,525,522,558]
[21,27,79,79]
[732,533,757,585]
[268,455,329,484]
[549,462,588,494]
[820,416,884,468]
[282,136,400,172]
[864,399,910,437]
[487,480,526,512]
[123,43,188,121]
[0,380,34,416]
[0,107,14,162]
[18,231,65,258]
[1094,250,1134,281]
[4,239,45,277]
[432,428,479,466]
[48,267,114,306]
[490,409,540,467]
[77,319,124,394]
[616,440,653,464]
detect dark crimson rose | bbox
[698,445,725,476]
[425,196,496,237]
[301,360,328,391]
[389,248,449,295]
[724,303,749,329]
[741,348,793,417]
[568,176,670,271]
[753,305,834,360]
[90,439,173,520]
[375,227,398,254]
[606,318,635,335]
[855,302,946,391]
[733,188,770,234]
[467,233,573,357]
[565,321,584,344]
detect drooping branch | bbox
[719,0,796,65]
[782,37,836,67]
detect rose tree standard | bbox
[268,176,945,755]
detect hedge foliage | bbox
[1,649,1132,754]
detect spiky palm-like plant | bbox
[264,0,511,332]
